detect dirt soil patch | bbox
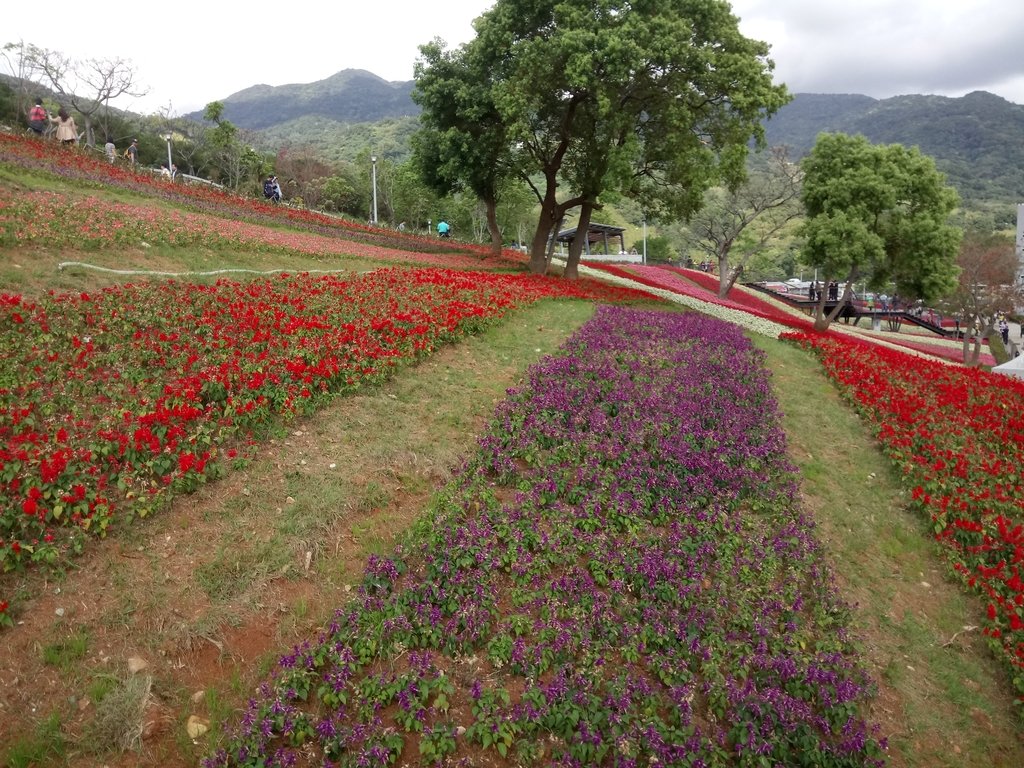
[0,302,592,767]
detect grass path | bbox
[757,334,1024,767]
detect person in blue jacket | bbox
[437,219,450,238]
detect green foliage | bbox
[203,101,225,124]
[195,101,272,190]
[2,712,67,767]
[411,37,518,250]
[189,70,418,131]
[0,79,17,124]
[41,628,90,672]
[257,116,420,168]
[456,0,790,271]
[319,175,359,213]
[630,234,676,263]
[678,147,804,294]
[765,91,1024,204]
[800,132,961,309]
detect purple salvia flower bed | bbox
[206,306,885,767]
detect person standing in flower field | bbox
[50,107,78,146]
[27,98,48,135]
[104,137,116,163]
[437,219,451,238]
[124,138,138,164]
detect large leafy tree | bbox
[800,132,962,330]
[411,38,515,255]
[468,0,789,276]
[202,101,271,191]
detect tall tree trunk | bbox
[82,115,95,148]
[529,220,555,274]
[526,159,585,275]
[717,243,734,298]
[544,216,564,275]
[968,334,983,367]
[720,264,744,297]
[564,203,595,281]
[814,269,857,331]
[483,196,502,256]
[823,282,852,326]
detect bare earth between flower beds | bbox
[0,304,590,766]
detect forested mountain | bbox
[184,70,417,129]
[192,69,1024,204]
[763,91,1024,202]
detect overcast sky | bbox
[5,0,1024,115]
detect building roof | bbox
[555,222,626,243]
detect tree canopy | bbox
[414,0,789,276]
[411,38,513,254]
[939,233,1022,366]
[800,132,962,329]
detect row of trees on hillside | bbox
[1,37,534,230]
[408,0,984,343]
[411,0,790,277]
[685,131,1020,364]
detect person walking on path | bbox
[125,138,139,165]
[50,107,78,146]
[104,138,116,163]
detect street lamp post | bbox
[164,134,173,180]
[370,155,378,225]
[642,217,647,265]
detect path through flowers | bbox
[206,307,885,767]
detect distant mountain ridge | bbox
[198,69,1024,203]
[185,70,417,129]
[763,90,1024,202]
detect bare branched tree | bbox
[75,56,147,145]
[1,40,46,120]
[275,146,336,208]
[26,45,146,146]
[939,234,1023,366]
[681,147,804,298]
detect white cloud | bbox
[731,0,1024,103]
[4,0,1022,116]
[3,0,492,114]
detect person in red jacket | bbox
[27,98,48,135]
